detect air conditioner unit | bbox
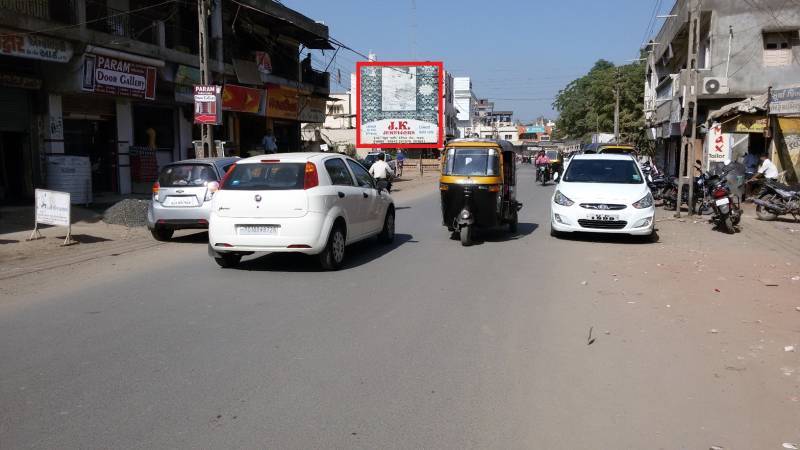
[702,77,729,95]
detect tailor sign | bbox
[82,53,157,100]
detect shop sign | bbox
[194,85,222,125]
[778,117,800,134]
[0,31,73,63]
[357,61,444,148]
[525,125,545,134]
[770,85,800,115]
[298,97,326,123]
[0,72,41,89]
[707,122,729,164]
[175,65,200,86]
[81,53,157,100]
[222,84,265,114]
[723,115,768,133]
[267,85,299,120]
[256,51,272,75]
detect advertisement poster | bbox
[255,51,272,75]
[0,31,73,63]
[222,84,265,114]
[267,85,299,120]
[707,122,729,165]
[34,189,70,227]
[357,61,444,148]
[193,85,222,125]
[82,53,157,100]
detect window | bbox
[222,163,305,190]
[347,160,374,188]
[763,31,797,67]
[504,134,513,140]
[324,158,354,186]
[563,159,644,184]
[159,164,217,187]
[442,148,500,176]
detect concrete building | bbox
[644,0,800,176]
[443,71,457,141]
[453,77,478,138]
[0,0,331,202]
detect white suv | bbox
[207,153,395,270]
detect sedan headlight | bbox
[632,193,654,209]
[553,190,574,207]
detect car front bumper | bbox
[551,203,655,235]
[208,212,329,255]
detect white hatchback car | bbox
[550,154,656,238]
[207,153,395,270]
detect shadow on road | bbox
[55,234,112,244]
[555,230,660,245]
[237,233,416,272]
[170,231,210,244]
[471,222,539,245]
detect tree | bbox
[553,60,651,153]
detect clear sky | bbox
[284,0,674,123]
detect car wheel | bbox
[378,208,395,244]
[214,253,241,268]
[150,227,174,241]
[319,225,346,270]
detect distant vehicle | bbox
[207,153,395,270]
[362,152,397,172]
[147,157,239,241]
[550,154,655,239]
[582,143,638,155]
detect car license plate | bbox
[588,214,618,221]
[164,196,199,207]
[715,198,730,206]
[236,225,280,235]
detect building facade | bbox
[644,0,800,177]
[0,0,331,202]
[453,76,477,138]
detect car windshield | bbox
[443,148,500,176]
[546,150,559,160]
[159,164,217,187]
[222,163,305,190]
[563,159,644,184]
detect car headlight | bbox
[553,190,574,207]
[632,193,654,209]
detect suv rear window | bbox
[159,164,217,187]
[222,163,305,190]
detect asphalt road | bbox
[1,166,797,449]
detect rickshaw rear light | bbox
[488,185,501,193]
[439,183,449,191]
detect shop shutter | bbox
[0,88,30,132]
[61,95,116,118]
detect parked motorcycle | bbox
[705,166,742,233]
[642,162,671,205]
[752,179,800,222]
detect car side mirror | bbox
[207,181,220,192]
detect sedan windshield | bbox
[222,163,305,190]
[443,148,500,176]
[563,159,644,184]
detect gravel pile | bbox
[102,199,150,227]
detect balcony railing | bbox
[303,66,330,92]
[86,5,157,46]
[0,0,76,23]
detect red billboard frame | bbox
[356,61,445,149]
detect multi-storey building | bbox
[0,0,331,201]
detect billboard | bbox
[193,85,222,125]
[82,53,157,100]
[356,61,444,148]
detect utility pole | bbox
[197,0,214,158]
[676,0,701,217]
[613,68,620,142]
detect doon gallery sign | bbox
[82,53,157,100]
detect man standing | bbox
[369,153,394,192]
[396,150,405,177]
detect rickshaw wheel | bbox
[460,226,472,246]
[509,216,518,233]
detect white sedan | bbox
[550,154,656,238]
[207,153,395,270]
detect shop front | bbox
[267,84,301,152]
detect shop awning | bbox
[708,94,768,122]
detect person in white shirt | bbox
[368,153,394,191]
[756,154,779,180]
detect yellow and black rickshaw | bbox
[439,139,522,246]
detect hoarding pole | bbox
[676,0,700,218]
[198,0,214,158]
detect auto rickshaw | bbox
[545,148,563,182]
[439,139,523,246]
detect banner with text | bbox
[357,61,444,148]
[82,53,157,100]
[194,85,222,125]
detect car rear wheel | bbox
[214,253,241,268]
[150,227,174,241]
[319,225,346,270]
[378,208,395,244]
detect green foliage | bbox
[553,60,650,153]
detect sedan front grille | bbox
[578,220,628,230]
[579,203,627,210]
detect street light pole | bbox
[197,0,214,158]
[676,0,701,218]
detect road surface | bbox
[1,166,798,449]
